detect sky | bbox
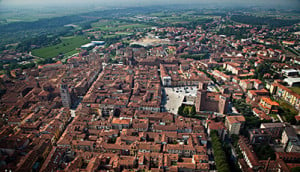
[0,0,299,8]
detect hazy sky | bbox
[1,0,300,8]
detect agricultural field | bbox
[96,24,150,32]
[91,20,150,32]
[32,36,89,59]
[103,32,132,39]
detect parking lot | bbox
[163,86,198,114]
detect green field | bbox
[278,99,298,114]
[32,36,89,58]
[290,87,300,95]
[91,19,150,32]
[103,32,132,39]
[97,24,149,32]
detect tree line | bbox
[231,15,299,27]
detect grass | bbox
[278,99,298,114]
[92,21,149,32]
[102,24,149,31]
[103,32,132,39]
[32,36,89,59]
[184,106,192,112]
[64,50,79,57]
[289,87,300,95]
[270,114,279,120]
[91,19,149,32]
[159,15,216,24]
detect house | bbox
[259,97,279,114]
[253,79,264,90]
[206,120,227,141]
[252,108,271,121]
[282,127,300,153]
[270,82,300,109]
[283,77,300,87]
[239,79,253,91]
[225,115,245,135]
[238,136,263,170]
[282,69,299,77]
[247,89,269,102]
[249,129,271,144]
[111,118,132,130]
[260,123,285,139]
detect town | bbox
[0,6,300,172]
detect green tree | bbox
[177,105,184,116]
[190,105,196,116]
[211,131,231,172]
[183,107,190,117]
[253,144,275,160]
[291,167,300,172]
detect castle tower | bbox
[218,95,229,114]
[198,82,208,90]
[195,82,208,112]
[195,90,206,112]
[60,83,71,108]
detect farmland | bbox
[32,36,89,59]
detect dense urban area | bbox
[0,6,300,172]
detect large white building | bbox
[283,77,300,87]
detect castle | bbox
[195,82,229,114]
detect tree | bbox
[211,131,231,172]
[190,105,196,116]
[183,107,190,117]
[291,167,300,172]
[177,105,184,116]
[253,144,275,160]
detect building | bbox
[282,69,299,77]
[238,136,262,170]
[195,82,229,114]
[111,118,132,130]
[282,127,300,153]
[206,120,227,141]
[252,108,272,121]
[259,97,279,114]
[225,115,245,135]
[81,41,105,49]
[270,81,300,109]
[160,64,172,86]
[91,41,105,46]
[81,43,95,49]
[283,77,300,87]
[249,129,271,144]
[260,123,285,139]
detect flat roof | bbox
[81,43,95,48]
[282,69,299,73]
[284,77,300,83]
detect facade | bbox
[238,136,262,170]
[282,127,300,153]
[283,77,300,87]
[249,129,271,144]
[225,115,245,135]
[195,82,229,114]
[259,97,279,114]
[260,123,285,139]
[270,82,300,109]
[162,76,172,86]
